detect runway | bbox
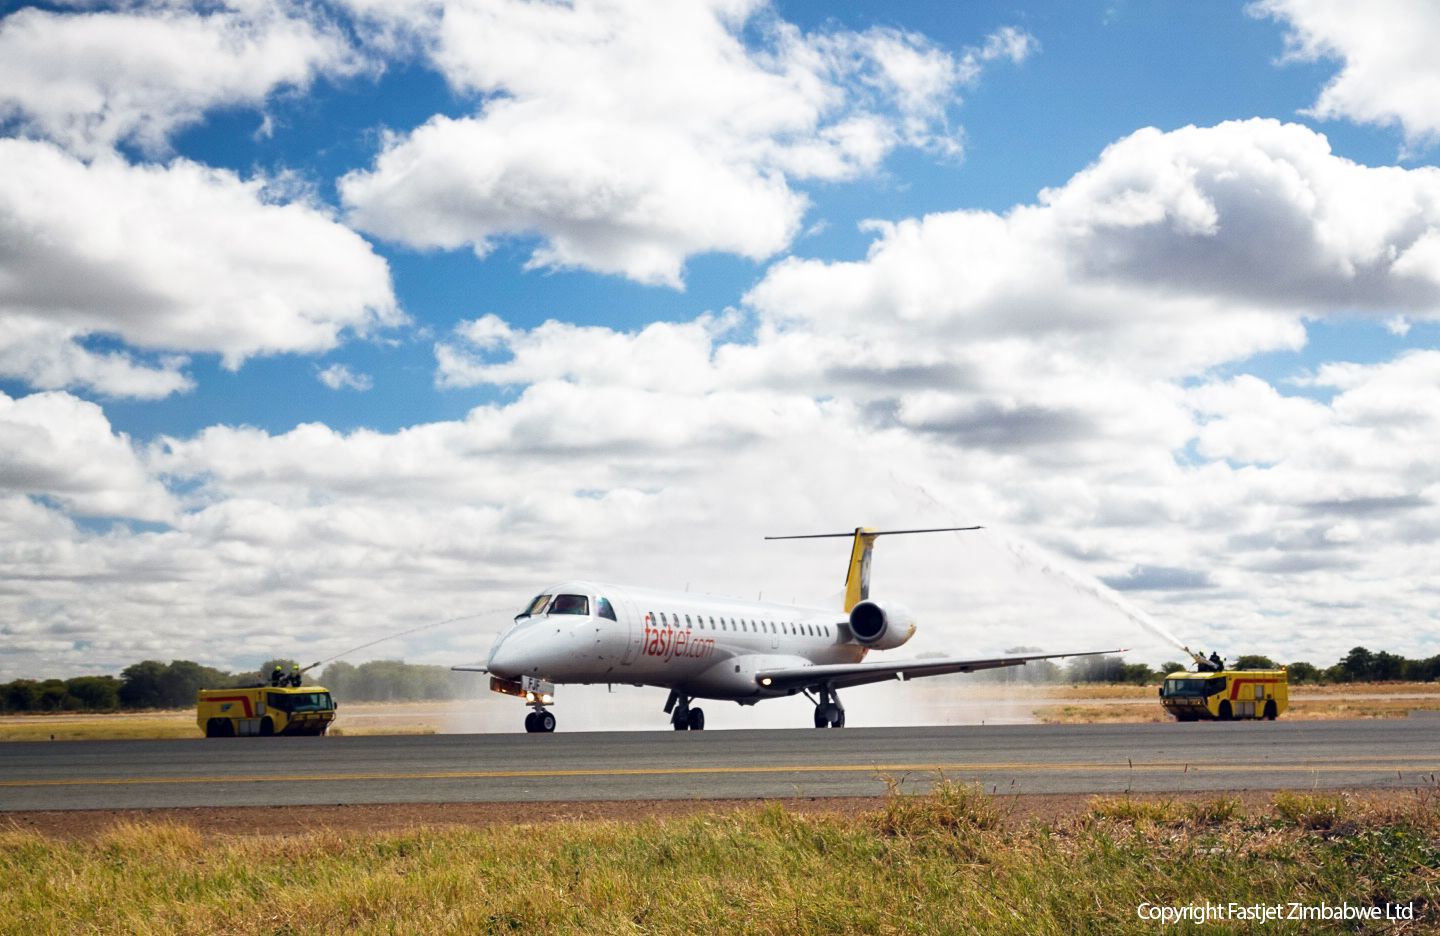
[1,719,1435,812]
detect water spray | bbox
[994,533,1193,652]
[293,608,508,677]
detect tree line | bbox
[970,646,1440,686]
[2,646,1437,713]
[0,658,484,714]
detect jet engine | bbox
[847,599,916,650]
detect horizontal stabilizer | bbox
[767,525,984,611]
[764,526,981,540]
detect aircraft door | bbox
[616,594,644,665]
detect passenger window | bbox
[685,614,692,628]
[597,598,617,621]
[550,594,589,615]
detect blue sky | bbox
[1,0,1438,692]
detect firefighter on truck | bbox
[197,662,337,737]
[1158,650,1289,722]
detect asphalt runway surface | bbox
[2,720,1436,812]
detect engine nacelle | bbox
[847,599,916,650]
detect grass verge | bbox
[0,712,198,742]
[1,782,1435,935]
[1037,697,1440,724]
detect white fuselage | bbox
[486,580,867,701]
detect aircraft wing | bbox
[755,648,1125,693]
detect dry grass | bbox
[0,711,198,742]
[1037,694,1440,724]
[0,782,1434,935]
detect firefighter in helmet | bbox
[270,665,285,687]
[288,663,303,687]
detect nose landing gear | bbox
[664,690,705,730]
[524,708,556,733]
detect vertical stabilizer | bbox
[765,525,985,613]
[844,528,877,612]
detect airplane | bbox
[459,526,1121,732]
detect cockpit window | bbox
[518,594,551,619]
[597,597,617,621]
[550,594,590,615]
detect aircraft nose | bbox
[486,632,516,678]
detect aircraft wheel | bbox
[687,708,705,731]
[524,712,538,733]
[538,711,556,733]
[831,708,845,728]
[1217,701,1233,722]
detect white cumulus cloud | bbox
[1253,0,1440,150]
[0,0,363,157]
[339,0,1033,286]
[0,139,402,397]
[317,363,374,391]
[0,390,174,521]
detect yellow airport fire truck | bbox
[1159,653,1288,721]
[197,685,336,737]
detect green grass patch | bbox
[1,783,1436,935]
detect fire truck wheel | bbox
[1217,701,1233,721]
[1263,700,1277,720]
[258,716,275,736]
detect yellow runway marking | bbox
[4,760,1438,789]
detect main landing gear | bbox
[664,690,705,731]
[807,686,845,728]
[524,708,556,733]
